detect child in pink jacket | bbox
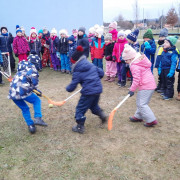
[108,21,118,42]
[112,31,128,85]
[13,27,30,62]
[122,44,158,127]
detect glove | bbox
[34,89,42,97]
[67,52,69,57]
[167,73,174,78]
[128,91,134,97]
[9,32,13,37]
[158,67,161,76]
[112,56,116,62]
[144,41,151,49]
[15,54,18,57]
[56,52,60,59]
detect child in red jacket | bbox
[91,27,105,69]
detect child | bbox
[13,27,30,62]
[8,59,47,134]
[158,36,179,100]
[176,54,180,101]
[46,28,60,71]
[27,50,41,71]
[68,35,77,60]
[155,28,168,93]
[77,27,89,58]
[72,29,78,42]
[121,29,140,87]
[0,51,4,85]
[38,29,44,57]
[108,21,118,42]
[141,29,156,73]
[91,27,105,69]
[0,26,16,72]
[88,27,95,46]
[66,46,107,134]
[21,26,29,41]
[112,30,128,86]
[59,29,70,73]
[41,28,52,69]
[122,44,157,127]
[104,33,116,82]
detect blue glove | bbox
[144,41,151,49]
[158,67,161,76]
[167,73,174,78]
[128,91,134,97]
[56,52,60,59]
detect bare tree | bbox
[166,8,178,29]
[115,14,134,29]
[133,0,139,28]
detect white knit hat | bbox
[118,30,125,37]
[51,28,57,35]
[124,29,132,36]
[94,24,100,30]
[95,27,104,38]
[59,29,68,36]
[30,27,37,36]
[89,27,95,34]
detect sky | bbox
[103,0,180,22]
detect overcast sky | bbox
[103,0,180,22]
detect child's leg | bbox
[13,99,34,126]
[105,61,110,76]
[178,72,180,93]
[50,53,57,70]
[109,61,117,78]
[0,70,2,84]
[24,93,42,118]
[54,53,61,70]
[166,75,175,98]
[60,54,65,71]
[121,63,127,85]
[64,55,70,71]
[135,90,156,123]
[9,52,16,71]
[97,59,103,69]
[18,54,24,62]
[48,52,53,68]
[23,54,28,61]
[117,62,123,83]
[92,58,98,67]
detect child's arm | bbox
[66,72,80,92]
[167,53,178,77]
[145,41,156,54]
[25,40,30,52]
[112,43,117,61]
[38,40,41,53]
[90,40,94,60]
[140,43,145,53]
[13,38,18,55]
[96,67,104,79]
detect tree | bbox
[115,14,134,29]
[166,8,178,29]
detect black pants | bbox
[161,69,175,98]
[121,63,132,84]
[0,69,2,83]
[177,72,180,92]
[157,72,163,90]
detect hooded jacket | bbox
[130,55,156,92]
[109,29,118,41]
[77,34,89,58]
[8,60,39,100]
[66,55,104,95]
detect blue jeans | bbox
[13,93,42,126]
[75,94,102,125]
[60,54,70,71]
[92,58,103,69]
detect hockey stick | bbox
[108,94,130,131]
[33,89,81,106]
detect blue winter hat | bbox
[38,29,43,34]
[68,35,75,42]
[127,29,139,42]
[16,25,22,34]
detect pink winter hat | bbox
[109,21,117,29]
[122,44,137,60]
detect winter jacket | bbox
[109,29,118,42]
[77,34,89,57]
[46,36,59,54]
[8,60,39,100]
[27,54,41,71]
[13,36,30,55]
[130,54,156,92]
[88,34,94,46]
[158,47,178,75]
[69,42,77,59]
[141,39,156,63]
[129,42,140,52]
[155,46,164,68]
[66,55,104,95]
[104,42,115,61]
[0,34,13,52]
[112,38,128,63]
[91,36,105,60]
[59,37,68,54]
[176,49,180,72]
[29,39,41,57]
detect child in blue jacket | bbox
[176,50,180,101]
[141,29,156,73]
[158,36,179,100]
[8,59,47,134]
[66,46,107,134]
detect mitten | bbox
[128,91,134,97]
[167,72,174,78]
[105,55,112,61]
[144,41,151,49]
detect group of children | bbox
[0,22,180,134]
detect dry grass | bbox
[0,68,180,180]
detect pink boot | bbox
[108,77,115,82]
[104,76,110,81]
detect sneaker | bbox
[0,81,5,85]
[117,81,121,86]
[28,124,36,134]
[66,70,70,74]
[157,89,163,93]
[160,93,165,97]
[144,120,158,127]
[119,83,126,87]
[34,117,48,126]
[129,116,143,122]
[162,96,172,100]
[72,124,85,134]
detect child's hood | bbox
[17,60,32,72]
[131,54,151,68]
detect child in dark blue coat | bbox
[66,46,107,134]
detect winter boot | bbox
[129,116,143,122]
[119,81,126,87]
[28,124,36,134]
[144,120,158,127]
[34,117,48,126]
[108,77,115,82]
[0,81,5,85]
[176,92,180,101]
[104,76,110,81]
[97,110,107,124]
[66,70,70,74]
[72,124,85,134]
